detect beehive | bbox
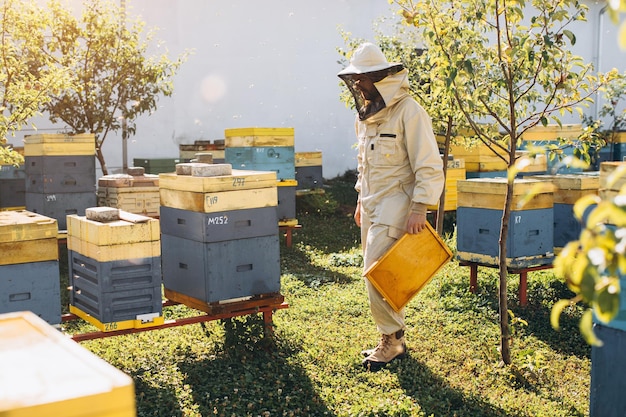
[427,160,465,212]
[456,178,555,268]
[529,173,599,248]
[224,127,295,147]
[0,210,58,265]
[225,146,295,180]
[277,179,297,221]
[0,311,136,417]
[0,163,25,179]
[0,261,61,325]
[159,168,281,306]
[159,170,278,213]
[0,178,25,210]
[161,233,281,304]
[295,152,323,190]
[521,124,583,141]
[97,173,160,217]
[590,324,626,417]
[132,157,180,174]
[25,192,97,230]
[66,211,160,262]
[521,124,583,174]
[456,177,554,210]
[23,133,95,156]
[449,141,509,172]
[159,206,277,243]
[599,161,626,199]
[66,210,163,328]
[179,140,226,162]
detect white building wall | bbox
[11,1,625,178]
[107,0,401,178]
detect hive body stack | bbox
[0,210,60,324]
[224,128,297,224]
[179,139,226,163]
[295,151,323,191]
[97,167,160,217]
[589,161,626,417]
[521,124,583,174]
[0,145,26,210]
[456,178,555,268]
[529,173,599,249]
[23,133,97,230]
[67,207,163,330]
[0,311,136,417]
[427,158,466,212]
[159,166,281,306]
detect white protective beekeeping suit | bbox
[339,43,444,335]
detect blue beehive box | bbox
[25,191,97,230]
[0,178,25,209]
[159,205,278,243]
[225,146,295,180]
[0,261,61,325]
[590,324,626,417]
[68,250,162,324]
[277,180,297,221]
[0,163,25,179]
[161,233,281,303]
[457,207,554,259]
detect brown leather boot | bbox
[362,329,407,372]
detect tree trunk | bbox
[96,148,108,176]
[436,117,454,235]
[498,178,513,365]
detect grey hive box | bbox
[161,233,281,303]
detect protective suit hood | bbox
[338,43,409,120]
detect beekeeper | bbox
[338,42,444,372]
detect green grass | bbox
[63,176,591,417]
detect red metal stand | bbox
[279,224,302,248]
[459,261,553,306]
[62,296,288,342]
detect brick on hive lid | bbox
[176,162,205,175]
[86,206,120,222]
[192,163,232,177]
[195,152,213,164]
[127,166,145,176]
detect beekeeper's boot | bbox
[362,329,406,372]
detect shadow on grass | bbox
[394,355,515,417]
[178,315,335,417]
[439,265,589,359]
[133,377,184,417]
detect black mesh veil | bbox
[339,64,404,120]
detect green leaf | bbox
[580,310,603,346]
[593,277,621,324]
[551,299,571,330]
[563,30,576,45]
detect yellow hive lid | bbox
[364,222,453,312]
[0,311,136,417]
[0,210,58,243]
[457,177,555,196]
[224,127,294,137]
[158,169,277,193]
[23,133,95,144]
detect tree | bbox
[42,0,189,175]
[0,0,71,166]
[393,0,617,364]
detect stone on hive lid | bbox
[86,207,120,222]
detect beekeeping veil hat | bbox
[338,42,405,120]
[338,42,403,76]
